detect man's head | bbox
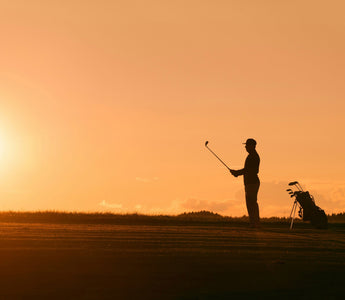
[243,138,257,153]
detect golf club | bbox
[289,181,303,191]
[205,141,231,171]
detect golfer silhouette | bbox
[230,138,260,228]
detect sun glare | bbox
[0,132,7,160]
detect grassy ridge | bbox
[0,210,343,225]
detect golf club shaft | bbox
[294,184,303,192]
[205,145,231,170]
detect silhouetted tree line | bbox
[0,210,344,224]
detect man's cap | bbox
[243,138,257,146]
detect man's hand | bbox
[230,169,239,177]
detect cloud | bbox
[134,204,142,210]
[96,197,246,217]
[181,198,236,213]
[307,186,345,214]
[99,200,123,210]
[96,179,345,217]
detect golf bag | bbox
[287,182,328,229]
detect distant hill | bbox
[177,210,223,219]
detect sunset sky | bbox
[0,1,344,216]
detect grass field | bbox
[0,213,344,299]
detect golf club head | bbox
[286,189,292,192]
[290,194,295,198]
[205,141,209,147]
[288,192,294,195]
[288,181,299,186]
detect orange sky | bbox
[0,1,344,216]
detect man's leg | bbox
[245,183,260,226]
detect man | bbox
[230,138,261,228]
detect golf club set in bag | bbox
[204,141,328,229]
[287,181,328,229]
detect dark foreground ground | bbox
[0,221,344,299]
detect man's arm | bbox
[230,168,244,177]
